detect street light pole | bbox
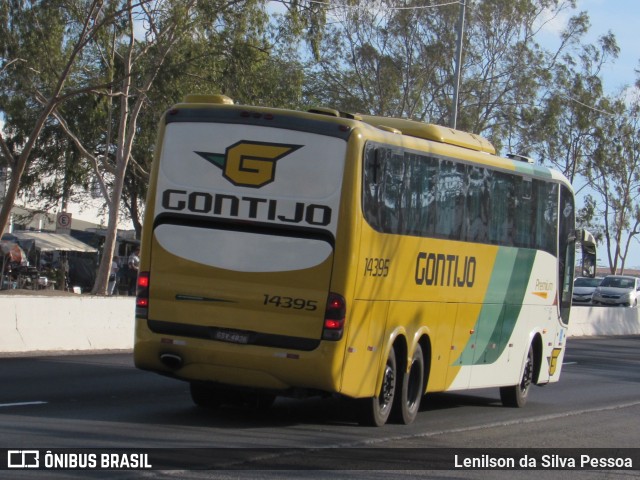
[451,0,466,129]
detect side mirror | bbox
[576,229,597,278]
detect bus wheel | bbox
[500,345,534,408]
[394,344,424,425]
[358,348,397,427]
[190,382,223,409]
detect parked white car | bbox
[591,275,640,307]
[572,276,603,305]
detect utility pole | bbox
[451,1,466,129]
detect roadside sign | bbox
[56,212,72,234]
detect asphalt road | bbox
[1,336,639,479]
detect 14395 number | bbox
[364,257,390,277]
[263,294,318,311]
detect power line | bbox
[305,0,461,11]
[559,94,617,118]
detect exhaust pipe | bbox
[160,353,183,369]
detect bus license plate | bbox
[214,330,249,344]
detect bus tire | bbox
[358,348,397,427]
[500,345,534,408]
[190,382,223,409]
[394,344,424,425]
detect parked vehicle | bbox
[572,276,603,305]
[591,275,640,307]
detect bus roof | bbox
[173,94,572,188]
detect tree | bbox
[583,97,640,274]
[522,27,618,183]
[1,0,311,295]
[54,0,209,294]
[303,0,457,119]
[115,0,309,237]
[300,0,592,155]
[53,0,304,294]
[0,0,123,240]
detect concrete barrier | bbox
[568,305,640,337]
[0,295,135,354]
[0,295,638,355]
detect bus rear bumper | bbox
[133,322,343,394]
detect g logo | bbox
[195,141,302,188]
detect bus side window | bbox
[514,177,533,248]
[364,144,384,228]
[435,159,465,240]
[372,148,382,185]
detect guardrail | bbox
[0,296,638,355]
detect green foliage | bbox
[582,99,640,272]
[2,0,640,273]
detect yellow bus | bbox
[134,95,596,426]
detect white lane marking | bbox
[0,401,47,408]
[350,400,640,447]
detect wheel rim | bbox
[379,362,395,412]
[520,352,533,397]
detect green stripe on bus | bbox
[454,248,537,366]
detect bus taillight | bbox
[322,292,346,341]
[135,271,150,319]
